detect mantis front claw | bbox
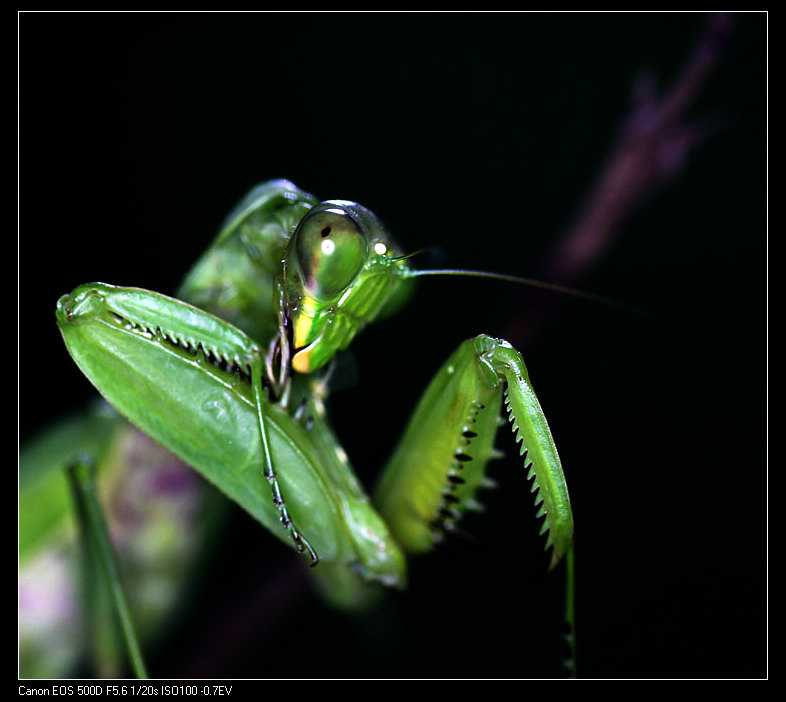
[374,334,573,571]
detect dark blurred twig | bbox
[505,12,734,348]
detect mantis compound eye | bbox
[294,206,367,300]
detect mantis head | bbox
[282,200,415,374]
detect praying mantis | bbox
[21,179,575,677]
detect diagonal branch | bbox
[505,12,734,347]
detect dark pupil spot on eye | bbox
[320,226,331,238]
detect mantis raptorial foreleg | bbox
[57,284,318,563]
[375,334,573,570]
[55,281,406,585]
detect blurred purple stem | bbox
[505,12,733,348]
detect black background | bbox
[20,12,766,679]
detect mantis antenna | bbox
[404,266,639,313]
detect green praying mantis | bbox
[22,179,576,676]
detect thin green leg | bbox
[250,356,318,565]
[563,544,577,678]
[66,457,149,679]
